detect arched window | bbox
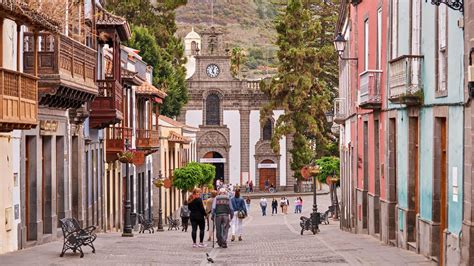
[263,119,272,140]
[206,94,220,125]
[191,41,197,55]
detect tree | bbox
[197,163,216,188]
[230,47,246,78]
[315,156,340,184]
[260,0,338,185]
[105,0,188,118]
[173,163,202,200]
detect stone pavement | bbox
[0,193,434,266]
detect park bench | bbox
[167,216,180,231]
[138,214,154,234]
[59,217,97,258]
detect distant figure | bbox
[294,198,301,214]
[280,197,288,215]
[245,181,250,193]
[245,196,251,212]
[212,188,234,248]
[180,200,191,232]
[205,190,217,241]
[259,197,268,216]
[271,198,278,215]
[264,179,270,191]
[249,180,254,192]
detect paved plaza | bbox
[0,193,434,265]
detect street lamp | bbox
[157,171,164,231]
[426,0,463,12]
[333,33,358,61]
[325,111,334,123]
[122,138,133,237]
[310,166,321,234]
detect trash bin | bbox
[130,213,137,226]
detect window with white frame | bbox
[391,0,398,59]
[377,8,382,69]
[364,19,369,70]
[438,5,447,93]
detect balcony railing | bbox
[23,32,97,108]
[389,55,424,105]
[359,70,382,109]
[0,68,38,132]
[105,126,132,162]
[89,79,123,128]
[136,129,160,150]
[334,98,346,125]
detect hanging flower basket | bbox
[154,179,164,188]
[132,151,145,166]
[117,151,134,163]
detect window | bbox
[437,5,447,93]
[391,0,399,59]
[206,94,220,125]
[364,19,369,70]
[377,8,382,68]
[191,41,197,55]
[263,119,272,141]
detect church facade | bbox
[179,27,294,191]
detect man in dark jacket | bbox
[212,188,234,248]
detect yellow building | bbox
[153,116,198,224]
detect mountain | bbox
[175,0,280,78]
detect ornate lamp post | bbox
[122,138,133,237]
[310,166,321,234]
[426,0,463,12]
[333,33,358,61]
[156,171,164,231]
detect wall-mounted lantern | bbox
[426,0,463,13]
[333,33,358,61]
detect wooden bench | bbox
[167,216,180,231]
[59,218,97,258]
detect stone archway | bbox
[254,140,280,191]
[197,130,230,183]
[258,159,277,191]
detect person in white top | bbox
[259,197,268,216]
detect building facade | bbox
[180,27,294,190]
[336,0,465,264]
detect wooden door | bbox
[259,168,276,191]
[439,119,447,265]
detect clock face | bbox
[206,64,220,78]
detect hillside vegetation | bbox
[176,0,280,78]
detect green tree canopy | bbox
[105,0,188,118]
[173,163,202,191]
[315,156,340,184]
[260,0,339,181]
[197,163,216,187]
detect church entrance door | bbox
[258,159,277,191]
[202,151,225,188]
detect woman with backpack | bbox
[180,200,191,232]
[230,189,247,241]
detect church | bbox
[179,27,294,191]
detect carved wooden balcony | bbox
[136,129,159,150]
[389,55,424,105]
[23,32,97,109]
[89,79,123,128]
[105,126,132,162]
[334,98,346,125]
[359,70,382,109]
[0,68,38,132]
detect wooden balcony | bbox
[89,79,123,128]
[359,70,382,109]
[0,68,38,132]
[23,33,97,109]
[105,126,132,162]
[334,98,346,125]
[389,55,424,105]
[136,129,159,150]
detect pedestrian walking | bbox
[271,198,278,215]
[280,197,288,215]
[245,196,251,212]
[212,188,234,248]
[294,198,300,213]
[188,188,207,248]
[298,197,303,213]
[180,200,191,232]
[205,190,217,241]
[230,189,247,241]
[249,180,254,192]
[259,197,268,216]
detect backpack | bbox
[180,206,190,218]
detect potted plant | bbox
[117,151,134,163]
[315,156,340,185]
[153,178,164,188]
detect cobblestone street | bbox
[0,194,434,265]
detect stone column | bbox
[240,109,250,182]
